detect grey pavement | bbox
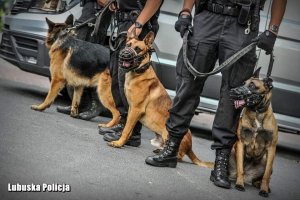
[0,58,300,200]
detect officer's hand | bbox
[127,24,142,39]
[97,0,106,6]
[175,13,192,38]
[256,30,277,55]
[108,1,119,11]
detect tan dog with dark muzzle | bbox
[107,32,213,169]
[229,67,278,197]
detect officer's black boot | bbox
[78,89,103,120]
[210,148,231,189]
[56,89,90,115]
[145,136,182,168]
[56,105,73,115]
[102,121,141,147]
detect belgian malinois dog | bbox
[31,15,120,128]
[229,67,278,197]
[107,32,213,168]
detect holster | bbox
[237,3,252,25]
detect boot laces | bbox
[215,150,230,176]
[160,139,177,157]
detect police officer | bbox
[145,0,286,189]
[98,0,163,147]
[56,0,112,120]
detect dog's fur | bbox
[107,32,213,168]
[229,68,278,197]
[31,15,120,128]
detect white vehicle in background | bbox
[0,0,299,134]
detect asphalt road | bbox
[0,58,300,200]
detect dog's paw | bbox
[259,190,269,197]
[98,123,108,128]
[70,109,78,117]
[31,105,44,111]
[107,141,124,148]
[206,162,214,169]
[235,184,245,191]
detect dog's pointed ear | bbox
[65,14,74,26]
[144,31,155,46]
[45,17,55,29]
[253,67,261,78]
[263,77,273,91]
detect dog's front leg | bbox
[108,107,143,148]
[235,139,245,191]
[31,79,66,111]
[70,86,84,117]
[259,144,276,197]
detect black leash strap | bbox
[66,14,99,32]
[91,0,117,37]
[267,52,274,78]
[109,30,127,51]
[182,29,258,79]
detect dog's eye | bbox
[249,82,256,90]
[134,47,142,53]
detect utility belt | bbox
[116,10,158,32]
[116,10,140,22]
[197,0,262,31]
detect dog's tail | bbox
[187,150,214,169]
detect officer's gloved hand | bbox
[256,30,277,55]
[175,13,192,38]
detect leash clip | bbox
[188,25,193,35]
[244,20,251,35]
[88,23,95,27]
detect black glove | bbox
[175,14,192,38]
[256,30,277,55]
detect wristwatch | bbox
[135,21,143,29]
[270,25,279,34]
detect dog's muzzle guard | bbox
[119,46,148,73]
[230,85,265,109]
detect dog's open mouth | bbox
[122,61,131,68]
[234,99,245,109]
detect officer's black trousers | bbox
[167,10,258,149]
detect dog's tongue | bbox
[123,61,131,68]
[234,100,245,109]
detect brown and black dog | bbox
[229,67,278,197]
[31,15,120,128]
[107,32,213,168]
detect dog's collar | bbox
[249,98,271,113]
[133,62,151,74]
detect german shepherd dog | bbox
[229,67,278,197]
[31,15,120,128]
[107,32,213,168]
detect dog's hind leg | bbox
[97,69,120,127]
[31,78,66,111]
[70,86,84,117]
